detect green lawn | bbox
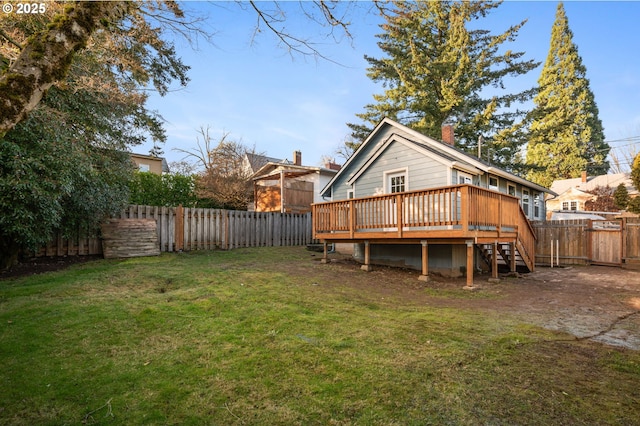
[1,247,639,425]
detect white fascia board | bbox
[451,161,480,175]
[319,118,394,197]
[346,134,457,185]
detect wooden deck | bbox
[312,184,536,286]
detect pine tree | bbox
[628,153,640,214]
[525,2,608,188]
[613,183,630,210]
[632,153,640,191]
[347,1,538,172]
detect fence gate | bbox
[588,220,622,265]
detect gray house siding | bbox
[326,127,397,201]
[465,172,546,221]
[353,141,449,197]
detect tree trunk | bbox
[0,1,129,138]
[0,239,20,272]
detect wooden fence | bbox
[35,205,313,257]
[532,218,640,268]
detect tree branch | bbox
[247,0,351,64]
[0,1,130,138]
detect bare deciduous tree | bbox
[0,1,361,138]
[609,142,640,174]
[175,126,263,210]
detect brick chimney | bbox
[293,150,302,166]
[581,171,587,183]
[441,124,455,146]
[325,161,341,171]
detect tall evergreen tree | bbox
[628,153,640,214]
[525,2,608,188]
[347,0,538,172]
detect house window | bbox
[522,189,530,216]
[562,200,579,211]
[390,174,405,193]
[534,193,541,218]
[385,170,407,194]
[508,184,516,197]
[139,163,150,172]
[457,171,473,185]
[489,176,499,191]
[347,189,354,199]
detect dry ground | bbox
[311,254,640,350]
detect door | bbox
[385,171,406,229]
[590,220,622,265]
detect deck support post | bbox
[320,241,329,264]
[489,240,500,282]
[361,240,373,271]
[464,240,477,290]
[418,240,429,282]
[509,242,516,272]
[492,241,499,279]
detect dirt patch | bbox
[311,254,640,350]
[0,255,102,280]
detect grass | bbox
[1,247,639,425]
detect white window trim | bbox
[383,168,408,194]
[456,170,473,185]
[522,189,530,216]
[534,193,541,218]
[507,184,516,197]
[488,175,499,191]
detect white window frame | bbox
[488,175,499,191]
[507,184,516,197]
[138,163,150,172]
[522,189,530,216]
[384,168,408,194]
[457,170,473,185]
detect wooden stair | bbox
[478,239,533,273]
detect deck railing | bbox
[312,184,535,267]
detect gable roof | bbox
[550,173,637,197]
[245,153,288,174]
[321,117,554,197]
[252,161,338,181]
[130,152,170,173]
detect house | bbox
[243,152,286,176]
[546,172,638,220]
[130,153,169,175]
[313,117,555,287]
[252,151,340,213]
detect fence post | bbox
[175,204,184,251]
[621,218,627,262]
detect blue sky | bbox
[144,1,640,172]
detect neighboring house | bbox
[546,172,638,220]
[252,151,340,213]
[313,117,555,286]
[243,152,286,176]
[130,153,169,175]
